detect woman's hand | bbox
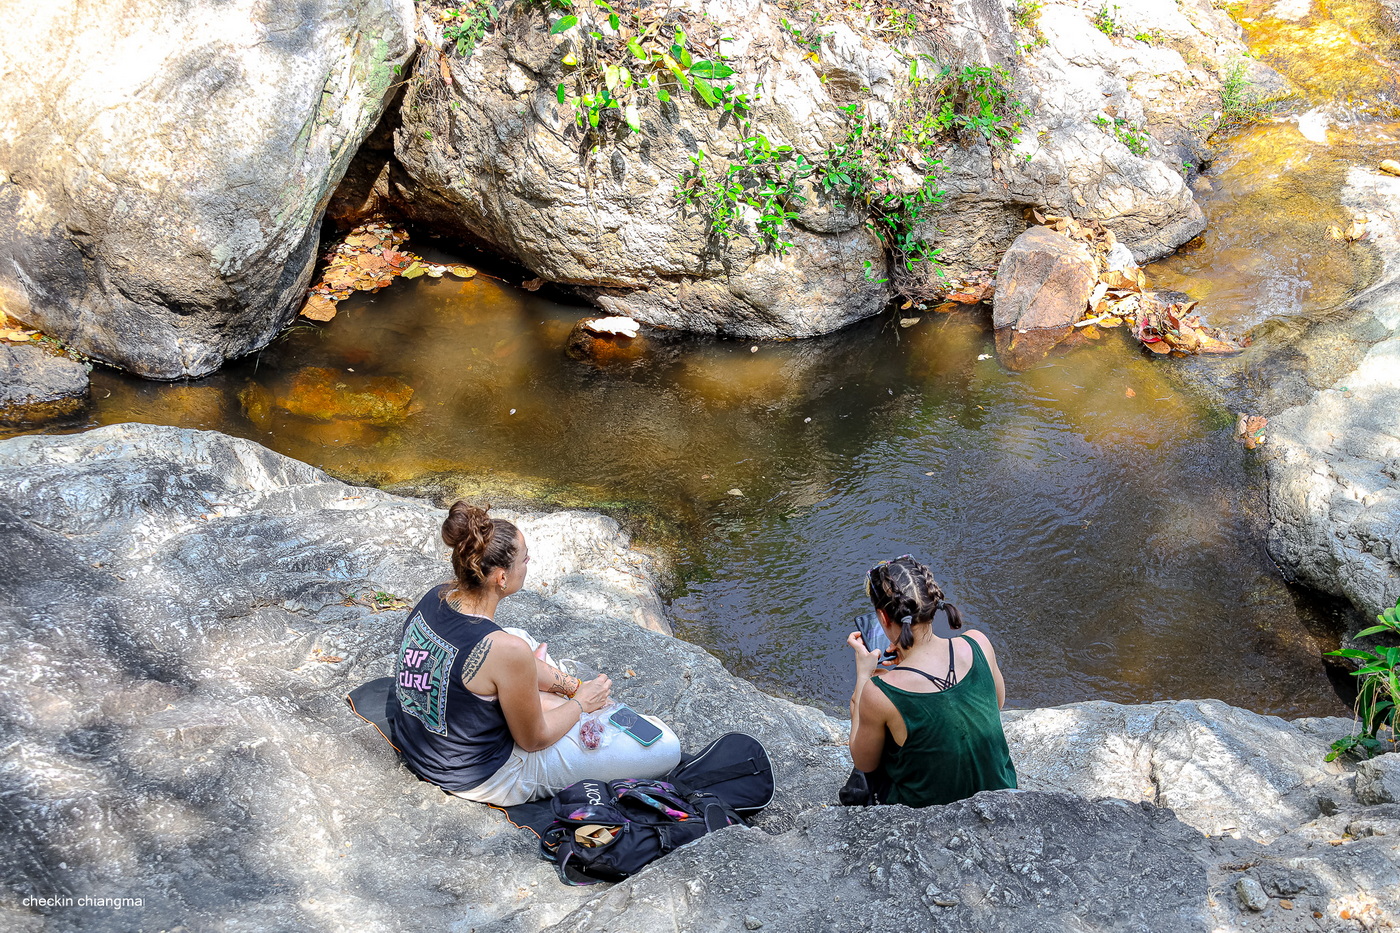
[573,674,612,713]
[847,631,882,680]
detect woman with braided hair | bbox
[388,501,680,805]
[844,555,1017,807]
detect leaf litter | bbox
[1025,209,1247,357]
[300,222,477,322]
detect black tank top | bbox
[388,585,514,792]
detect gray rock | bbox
[388,0,1233,337]
[543,793,1213,933]
[1003,700,1357,842]
[1263,165,1400,622]
[0,0,416,379]
[1356,754,1400,805]
[1,423,1396,932]
[0,343,88,423]
[1236,876,1269,911]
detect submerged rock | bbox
[0,343,88,423]
[0,0,416,379]
[1,424,1395,932]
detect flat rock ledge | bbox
[1,424,1396,933]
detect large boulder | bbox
[0,343,88,424]
[384,0,1238,338]
[0,0,416,379]
[991,225,1097,370]
[3,424,1397,932]
[1263,165,1400,623]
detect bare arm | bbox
[847,631,890,773]
[531,644,580,698]
[489,637,611,752]
[966,629,1007,709]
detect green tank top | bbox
[870,635,1018,807]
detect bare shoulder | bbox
[963,629,997,654]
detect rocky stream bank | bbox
[2,424,1398,932]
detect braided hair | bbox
[441,501,520,592]
[865,555,962,650]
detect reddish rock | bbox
[992,226,1098,371]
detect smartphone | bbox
[854,612,898,666]
[608,705,664,746]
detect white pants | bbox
[452,628,682,807]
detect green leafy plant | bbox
[1092,3,1119,36]
[1218,60,1271,130]
[1326,599,1400,761]
[1011,0,1047,50]
[1093,114,1150,156]
[552,6,747,146]
[781,15,826,53]
[677,136,808,253]
[929,64,1028,145]
[442,1,500,58]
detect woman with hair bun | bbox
[389,501,680,805]
[844,555,1017,807]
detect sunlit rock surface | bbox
[0,0,416,379]
[384,0,1243,337]
[1,424,1395,931]
[1265,164,1400,623]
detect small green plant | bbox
[1326,599,1400,761]
[1093,114,1150,156]
[1133,29,1163,43]
[553,7,748,147]
[442,1,499,58]
[1011,0,1047,50]
[780,15,826,54]
[1092,4,1119,36]
[677,135,810,253]
[1218,60,1270,130]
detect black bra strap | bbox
[888,637,961,690]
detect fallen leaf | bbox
[343,232,382,248]
[727,488,744,497]
[1125,387,1135,397]
[1280,900,1293,910]
[300,295,339,321]
[899,317,920,327]
[1380,159,1400,176]
[522,277,543,291]
[447,265,477,279]
[401,262,427,279]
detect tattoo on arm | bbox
[547,668,576,697]
[459,637,492,689]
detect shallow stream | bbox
[22,0,1400,717]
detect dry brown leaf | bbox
[522,277,543,291]
[898,317,920,327]
[1125,387,1136,397]
[1144,340,1173,355]
[301,295,339,322]
[344,233,381,248]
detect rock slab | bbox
[0,424,1395,933]
[0,343,88,423]
[0,0,416,379]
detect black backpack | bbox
[540,733,775,884]
[540,778,743,884]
